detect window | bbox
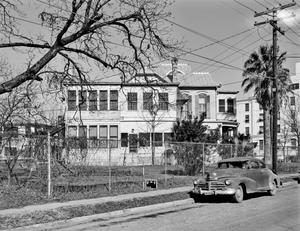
[128,92,137,110]
[143,92,153,110]
[227,99,234,113]
[78,126,87,149]
[99,125,108,148]
[290,96,295,106]
[68,126,77,137]
[89,91,97,111]
[152,133,162,147]
[110,90,118,110]
[259,140,264,151]
[121,133,128,147]
[129,134,138,152]
[139,133,150,147]
[89,126,98,148]
[89,126,97,139]
[109,125,118,148]
[159,93,169,110]
[290,83,299,90]
[277,124,280,133]
[259,126,263,134]
[219,99,225,112]
[100,90,108,110]
[245,127,249,135]
[245,103,249,112]
[79,90,87,110]
[258,113,263,122]
[198,94,207,116]
[259,104,263,110]
[277,111,280,120]
[68,90,76,111]
[249,161,259,169]
[245,115,249,123]
[291,110,296,120]
[291,138,296,149]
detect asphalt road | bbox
[65,185,300,231]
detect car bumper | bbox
[192,187,236,195]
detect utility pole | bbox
[254,1,296,174]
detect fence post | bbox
[202,143,205,176]
[108,139,111,193]
[47,131,51,198]
[164,141,167,188]
[142,161,145,190]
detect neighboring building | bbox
[237,62,300,160]
[65,62,238,165]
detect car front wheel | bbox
[232,185,244,203]
[268,180,277,196]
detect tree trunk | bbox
[264,109,272,165]
[151,125,155,165]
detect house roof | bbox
[177,72,219,88]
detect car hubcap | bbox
[236,187,243,200]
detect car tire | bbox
[232,185,244,203]
[268,180,277,196]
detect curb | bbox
[11,198,195,231]
[0,186,192,216]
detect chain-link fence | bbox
[1,133,299,202]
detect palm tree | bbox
[242,45,290,165]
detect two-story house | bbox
[65,62,238,165]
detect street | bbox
[59,185,300,231]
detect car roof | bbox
[218,157,260,163]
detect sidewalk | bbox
[0,186,192,216]
[0,173,299,217]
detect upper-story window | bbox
[100,90,108,110]
[258,113,263,122]
[259,104,263,110]
[199,94,209,117]
[159,93,169,110]
[128,92,138,110]
[245,103,249,112]
[259,126,263,134]
[68,90,76,111]
[89,90,97,111]
[78,90,87,111]
[245,115,249,123]
[227,99,234,113]
[110,90,118,110]
[245,127,249,135]
[219,99,225,112]
[290,96,295,106]
[290,83,299,90]
[143,92,153,110]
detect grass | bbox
[0,192,190,230]
[0,162,299,211]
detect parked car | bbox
[192,157,281,203]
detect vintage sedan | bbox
[192,157,281,203]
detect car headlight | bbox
[224,179,232,185]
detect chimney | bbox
[169,57,178,82]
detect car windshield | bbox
[218,161,246,169]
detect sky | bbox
[169,0,300,91]
[2,0,300,93]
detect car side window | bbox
[249,161,259,169]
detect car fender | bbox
[228,177,257,193]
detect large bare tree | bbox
[0,0,179,95]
